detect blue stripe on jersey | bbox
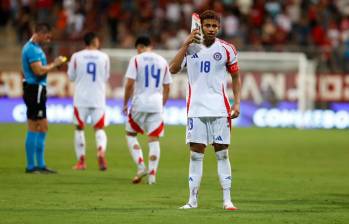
[22,41,48,85]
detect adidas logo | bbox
[189,177,194,182]
[191,53,199,59]
[215,136,223,141]
[225,176,232,180]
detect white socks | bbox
[74,130,86,159]
[126,135,146,172]
[95,129,107,153]
[148,141,160,183]
[185,150,232,207]
[216,149,232,203]
[188,151,204,206]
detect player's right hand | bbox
[184,29,202,46]
[53,56,68,67]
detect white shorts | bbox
[73,106,105,129]
[126,111,164,137]
[186,117,231,145]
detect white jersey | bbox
[126,51,172,113]
[67,49,110,108]
[182,38,239,118]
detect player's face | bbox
[202,19,220,41]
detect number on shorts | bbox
[188,118,193,130]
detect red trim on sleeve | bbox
[128,113,144,134]
[222,45,239,74]
[222,85,231,129]
[94,114,105,129]
[148,122,164,137]
[186,83,192,115]
[222,45,231,63]
[74,107,85,129]
[218,38,238,54]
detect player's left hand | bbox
[230,103,240,119]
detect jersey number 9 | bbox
[87,62,96,82]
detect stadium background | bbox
[1,0,349,128]
[0,1,348,224]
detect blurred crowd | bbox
[1,0,349,72]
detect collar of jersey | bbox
[201,38,217,50]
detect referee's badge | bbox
[213,52,222,61]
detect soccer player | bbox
[169,10,241,210]
[67,32,110,171]
[123,35,172,184]
[22,23,66,173]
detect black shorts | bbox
[23,82,47,120]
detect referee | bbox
[22,23,66,173]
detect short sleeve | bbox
[180,54,187,70]
[26,46,41,64]
[105,54,110,81]
[223,44,239,74]
[67,54,77,81]
[125,56,138,80]
[163,64,172,84]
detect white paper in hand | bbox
[188,13,203,55]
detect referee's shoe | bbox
[25,167,57,174]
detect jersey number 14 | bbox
[145,64,160,88]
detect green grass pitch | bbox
[0,124,348,224]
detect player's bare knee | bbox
[76,125,84,131]
[94,127,104,132]
[190,143,205,153]
[148,136,159,142]
[149,155,157,161]
[36,121,48,132]
[126,131,137,137]
[213,144,229,152]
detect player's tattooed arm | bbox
[169,29,201,74]
[123,78,135,115]
[230,71,241,119]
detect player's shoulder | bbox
[97,50,109,58]
[216,38,238,54]
[71,49,85,58]
[129,54,137,62]
[149,52,168,65]
[96,50,110,62]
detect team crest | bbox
[213,52,222,61]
